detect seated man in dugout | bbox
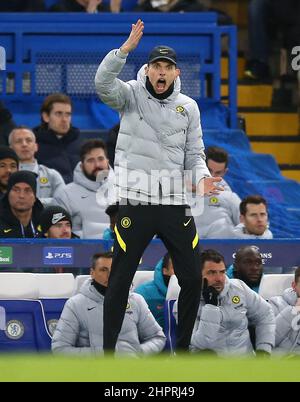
[33,93,82,184]
[0,170,43,238]
[269,267,300,356]
[174,249,275,356]
[134,252,174,329]
[9,126,65,207]
[38,205,78,240]
[226,246,264,293]
[54,139,115,239]
[233,195,273,239]
[52,251,166,356]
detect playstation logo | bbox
[45,252,54,259]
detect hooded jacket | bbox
[174,277,275,356]
[95,49,210,204]
[54,162,116,238]
[34,125,82,184]
[134,258,168,328]
[20,160,65,207]
[226,264,262,294]
[232,223,273,239]
[190,189,241,238]
[52,278,166,356]
[0,195,43,238]
[269,288,300,354]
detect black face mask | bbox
[92,279,107,296]
[146,76,175,100]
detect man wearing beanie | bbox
[38,205,78,239]
[0,171,44,238]
[0,146,19,200]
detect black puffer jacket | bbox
[34,125,82,184]
[0,195,44,238]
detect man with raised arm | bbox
[95,19,223,353]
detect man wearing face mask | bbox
[174,249,275,356]
[134,253,174,328]
[52,252,165,356]
[54,139,115,239]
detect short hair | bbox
[240,195,267,215]
[91,251,113,269]
[80,139,108,162]
[200,249,225,271]
[8,125,36,146]
[295,267,300,284]
[40,93,72,118]
[205,146,229,167]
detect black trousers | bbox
[103,202,202,352]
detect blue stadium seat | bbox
[0,300,51,352]
[40,299,67,337]
[36,273,75,336]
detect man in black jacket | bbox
[0,171,43,238]
[33,93,82,184]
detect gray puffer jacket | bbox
[269,288,300,354]
[174,277,275,356]
[54,163,116,238]
[20,160,65,207]
[95,49,210,204]
[52,279,166,356]
[191,189,241,238]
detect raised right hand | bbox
[120,19,144,54]
[196,176,224,197]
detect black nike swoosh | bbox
[81,196,89,199]
[87,307,96,311]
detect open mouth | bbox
[156,78,166,92]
